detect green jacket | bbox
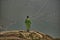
[25,18,31,25]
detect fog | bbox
[0,0,60,38]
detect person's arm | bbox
[29,20,31,24]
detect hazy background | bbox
[0,0,60,38]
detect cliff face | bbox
[0,30,53,40]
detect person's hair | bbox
[27,16,29,18]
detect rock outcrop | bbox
[0,30,53,40]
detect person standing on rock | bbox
[25,16,31,32]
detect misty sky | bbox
[0,0,60,38]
